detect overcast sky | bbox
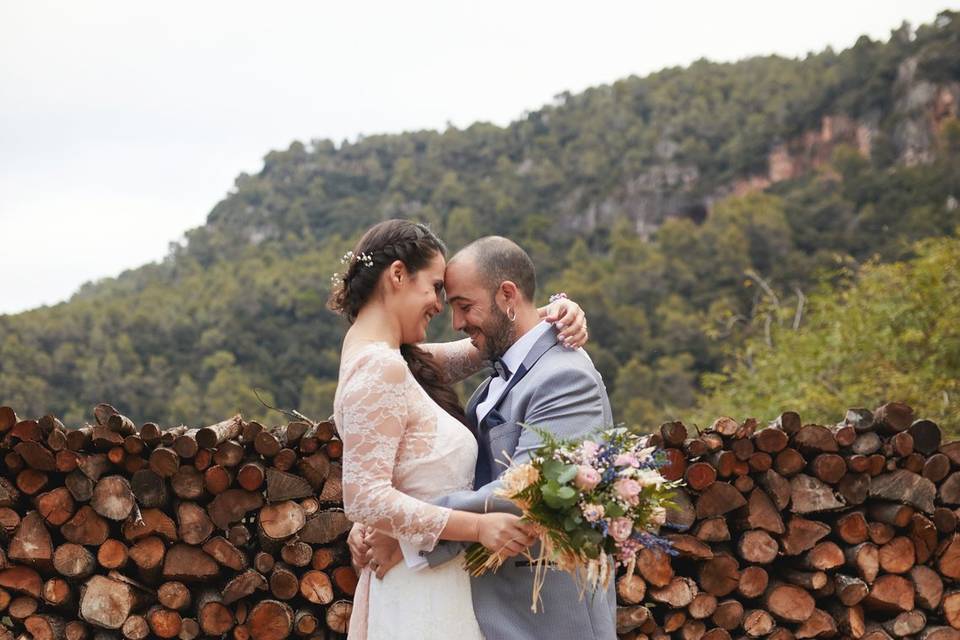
[0,1,952,315]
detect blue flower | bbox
[632,531,678,556]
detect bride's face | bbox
[396,253,446,344]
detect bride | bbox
[328,219,588,639]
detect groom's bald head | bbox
[450,236,536,301]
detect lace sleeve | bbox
[338,350,452,550]
[421,338,486,383]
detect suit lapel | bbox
[465,376,492,434]
[489,363,526,415]
[483,327,560,427]
[513,326,560,386]
[472,327,561,488]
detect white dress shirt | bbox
[474,320,552,425]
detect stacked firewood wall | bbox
[3,400,960,640]
[0,404,354,640]
[618,403,960,640]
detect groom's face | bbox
[445,258,514,361]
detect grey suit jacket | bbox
[427,327,617,640]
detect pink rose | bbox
[574,465,601,491]
[579,440,600,461]
[581,503,605,522]
[609,517,633,542]
[614,478,642,505]
[614,453,639,467]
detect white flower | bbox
[637,446,657,464]
[636,468,664,488]
[581,504,605,522]
[650,505,667,527]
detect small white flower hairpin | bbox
[340,250,374,267]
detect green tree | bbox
[169,374,203,424]
[698,233,960,431]
[299,376,338,421]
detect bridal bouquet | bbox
[464,426,679,611]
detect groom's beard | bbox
[481,304,516,362]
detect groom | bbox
[355,236,617,639]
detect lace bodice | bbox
[335,342,478,551]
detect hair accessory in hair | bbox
[340,250,374,268]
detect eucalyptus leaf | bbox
[605,502,625,518]
[542,459,565,482]
[556,464,579,484]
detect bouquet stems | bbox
[463,542,505,576]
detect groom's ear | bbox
[497,280,521,305]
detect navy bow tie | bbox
[491,357,511,381]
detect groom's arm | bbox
[424,363,607,567]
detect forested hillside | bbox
[2,12,958,429]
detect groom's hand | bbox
[365,529,402,579]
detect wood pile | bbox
[5,398,958,640]
[617,403,960,640]
[0,404,354,640]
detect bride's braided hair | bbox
[328,219,466,424]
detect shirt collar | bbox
[500,321,551,376]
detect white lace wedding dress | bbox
[335,341,484,640]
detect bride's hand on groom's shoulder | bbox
[539,296,588,349]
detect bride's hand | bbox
[477,513,536,558]
[539,296,588,349]
[365,529,403,579]
[348,523,371,574]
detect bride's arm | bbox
[340,353,527,553]
[340,354,459,550]
[418,338,484,384]
[420,297,590,383]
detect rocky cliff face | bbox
[558,164,702,238]
[563,62,959,237]
[894,57,960,166]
